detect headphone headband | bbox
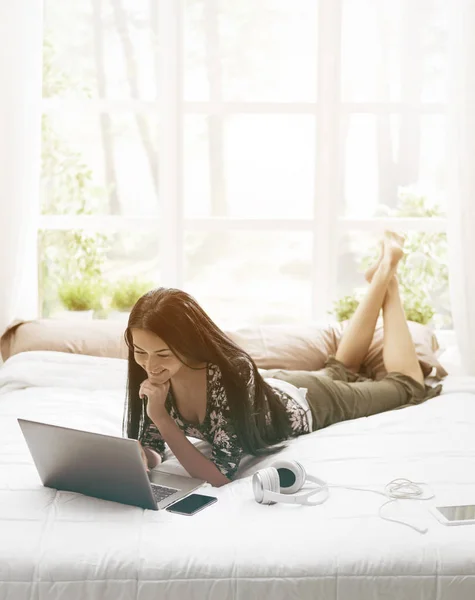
[305,473,329,488]
[253,462,330,507]
[263,485,329,506]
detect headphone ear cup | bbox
[290,460,306,490]
[268,459,306,494]
[253,467,280,505]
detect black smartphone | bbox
[166,493,217,515]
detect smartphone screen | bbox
[166,493,217,515]
[436,505,475,521]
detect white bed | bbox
[1,350,475,600]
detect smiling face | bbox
[131,328,184,383]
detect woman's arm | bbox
[141,445,162,469]
[139,418,167,467]
[149,405,230,488]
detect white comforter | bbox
[1,350,475,600]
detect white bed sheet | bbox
[1,350,475,600]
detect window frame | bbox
[40,0,449,323]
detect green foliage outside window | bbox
[109,278,155,312]
[58,279,103,312]
[329,189,449,327]
[40,37,110,317]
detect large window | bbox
[40,0,451,330]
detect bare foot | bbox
[365,231,405,283]
[380,232,404,274]
[384,230,405,249]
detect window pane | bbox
[341,114,447,218]
[184,115,315,218]
[184,231,312,328]
[41,113,158,216]
[341,0,448,102]
[43,0,158,100]
[39,230,160,318]
[333,231,452,329]
[184,0,319,101]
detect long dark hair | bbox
[122,287,292,457]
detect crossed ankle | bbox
[374,261,395,283]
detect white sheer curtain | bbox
[447,0,475,375]
[0,1,43,337]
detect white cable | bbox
[327,478,435,534]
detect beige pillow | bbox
[1,318,128,361]
[226,322,341,371]
[1,317,447,380]
[227,319,447,380]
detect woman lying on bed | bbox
[123,231,443,487]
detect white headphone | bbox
[252,459,329,506]
[252,459,434,534]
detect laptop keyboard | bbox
[150,483,179,504]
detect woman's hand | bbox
[137,441,150,472]
[139,378,170,421]
[137,441,163,472]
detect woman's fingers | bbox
[138,443,150,472]
[139,381,149,401]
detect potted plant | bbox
[108,277,155,321]
[328,294,361,324]
[329,288,435,326]
[56,278,102,319]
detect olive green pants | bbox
[260,355,443,431]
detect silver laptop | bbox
[17,418,204,510]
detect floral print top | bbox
[139,358,310,480]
